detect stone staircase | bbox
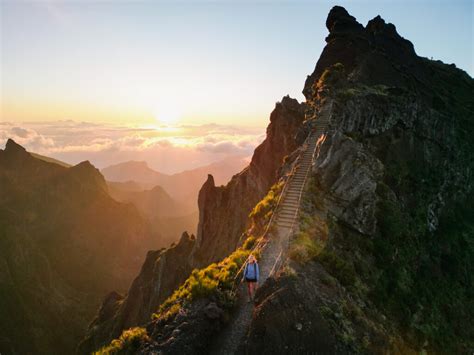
[274,107,330,230]
[209,101,332,354]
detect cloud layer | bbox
[0,121,264,173]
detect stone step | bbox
[290,179,306,183]
[286,188,303,192]
[291,179,306,184]
[286,188,303,193]
[281,205,299,210]
[279,207,298,213]
[276,222,294,229]
[277,215,297,223]
[276,219,297,226]
[279,210,298,216]
[281,202,299,208]
[285,192,302,197]
[278,214,297,220]
[278,209,298,215]
[288,183,304,188]
[283,195,301,200]
[283,198,300,203]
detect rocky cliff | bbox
[0,140,157,354]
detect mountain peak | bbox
[204,174,215,187]
[4,138,28,154]
[326,6,362,33]
[304,5,419,99]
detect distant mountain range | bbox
[107,182,198,247]
[101,156,248,202]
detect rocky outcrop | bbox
[194,96,306,265]
[0,140,157,354]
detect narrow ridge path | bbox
[210,102,332,355]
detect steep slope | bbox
[79,96,306,354]
[0,140,157,354]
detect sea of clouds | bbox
[0,121,265,173]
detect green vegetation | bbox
[336,83,390,102]
[318,250,356,288]
[370,160,474,351]
[249,181,284,224]
[152,234,261,321]
[93,327,150,355]
[289,212,328,264]
[289,176,328,263]
[313,62,346,97]
[289,176,355,288]
[318,63,345,87]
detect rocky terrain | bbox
[0,140,159,354]
[83,6,473,355]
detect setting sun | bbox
[153,105,181,125]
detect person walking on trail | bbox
[243,254,259,302]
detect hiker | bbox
[243,254,259,302]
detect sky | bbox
[0,0,472,171]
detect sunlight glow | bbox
[153,105,182,125]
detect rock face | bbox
[79,96,306,352]
[0,140,156,354]
[246,6,474,354]
[194,96,306,265]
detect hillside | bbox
[0,140,159,354]
[82,6,474,355]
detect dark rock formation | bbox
[0,140,156,354]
